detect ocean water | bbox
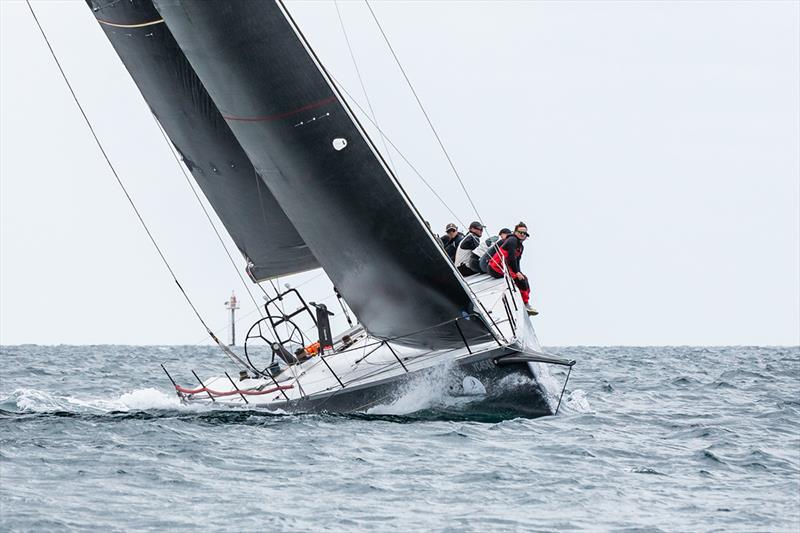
[1,345,798,532]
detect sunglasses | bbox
[516,230,530,237]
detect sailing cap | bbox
[499,228,512,235]
[469,221,485,230]
[445,223,458,231]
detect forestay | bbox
[153,0,490,347]
[86,0,319,281]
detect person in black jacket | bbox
[479,228,512,273]
[455,221,485,276]
[488,222,538,315]
[440,223,464,261]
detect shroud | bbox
[85,0,319,281]
[153,0,490,348]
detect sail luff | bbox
[275,0,496,337]
[275,1,441,259]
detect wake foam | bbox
[116,388,183,410]
[528,362,561,412]
[366,364,449,415]
[561,389,592,414]
[366,363,478,415]
[528,363,592,414]
[3,388,65,413]
[365,385,439,415]
[1,387,186,414]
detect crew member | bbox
[488,222,538,315]
[479,228,511,273]
[440,223,464,261]
[454,221,485,276]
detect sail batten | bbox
[86,0,319,282]
[153,0,489,347]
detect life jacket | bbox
[473,236,498,260]
[454,233,480,268]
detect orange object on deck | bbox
[305,341,320,355]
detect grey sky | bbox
[1,0,798,345]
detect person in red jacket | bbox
[488,222,538,315]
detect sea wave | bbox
[1,345,797,532]
[0,387,185,414]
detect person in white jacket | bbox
[454,221,485,276]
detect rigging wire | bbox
[151,117,265,318]
[327,72,465,228]
[293,271,325,290]
[364,0,484,224]
[267,278,281,296]
[247,172,299,305]
[25,1,248,369]
[190,282,333,347]
[191,304,262,346]
[190,294,304,347]
[333,0,397,175]
[282,0,489,338]
[280,0,465,248]
[326,1,466,228]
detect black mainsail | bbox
[150,0,491,348]
[86,0,319,281]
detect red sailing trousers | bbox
[488,250,531,304]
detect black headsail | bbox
[152,0,490,348]
[85,0,319,281]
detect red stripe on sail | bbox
[223,96,336,122]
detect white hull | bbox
[175,275,567,416]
